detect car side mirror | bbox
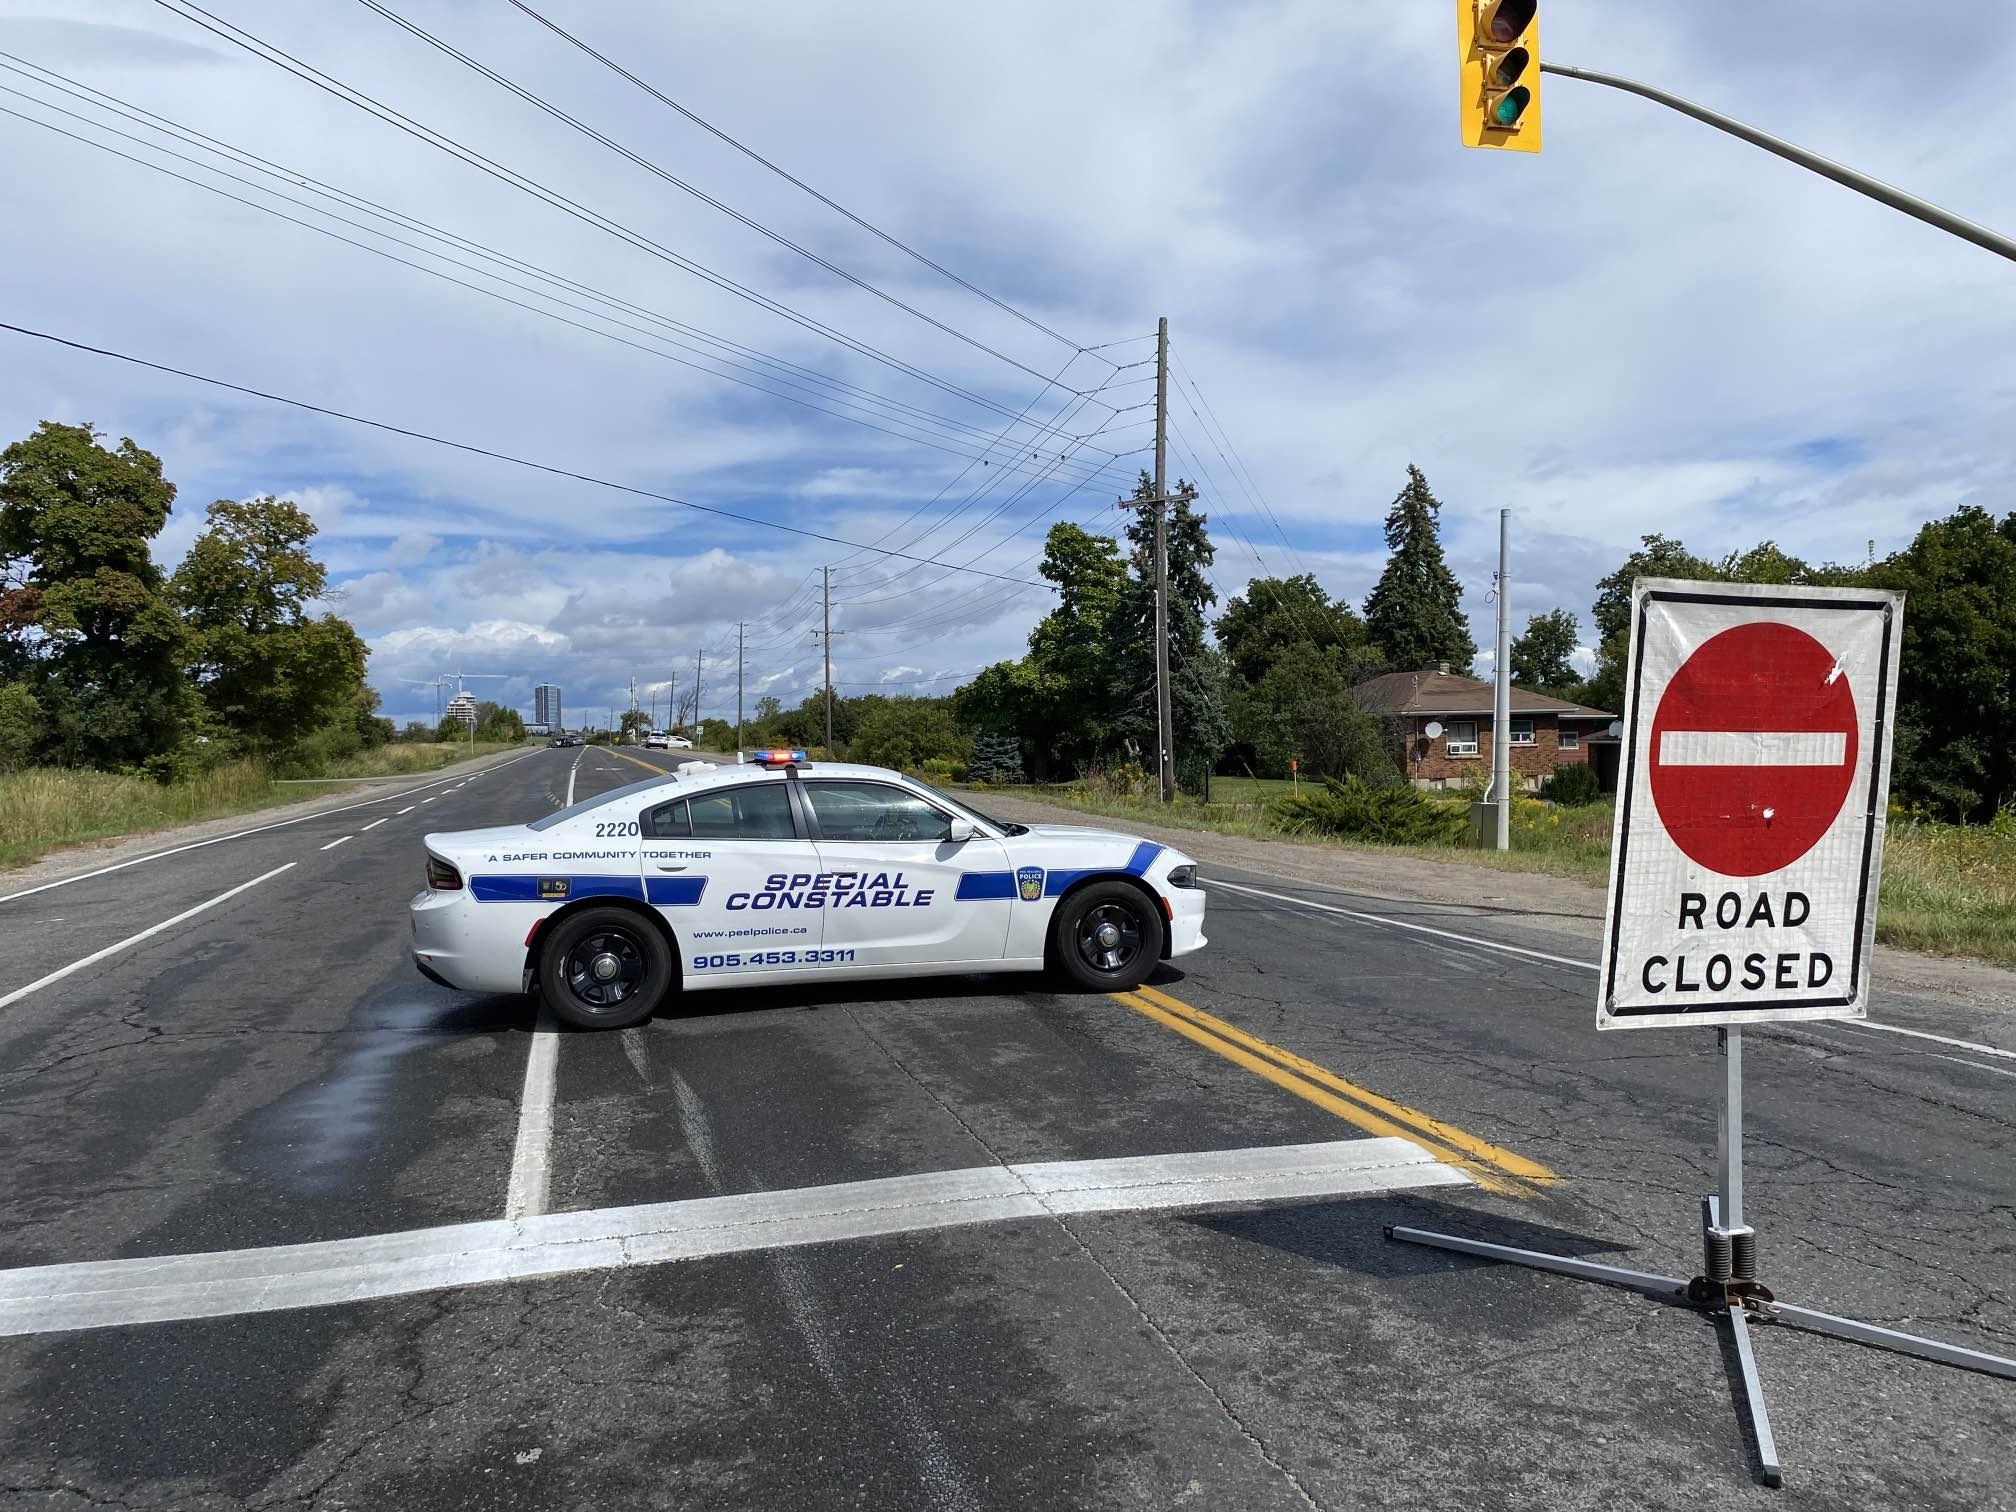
[946,817,977,843]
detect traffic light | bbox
[1458,0,1541,152]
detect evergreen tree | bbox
[1361,465,1476,673]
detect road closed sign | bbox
[1598,580,1904,1030]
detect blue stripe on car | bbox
[955,872,1016,900]
[469,874,705,905]
[1041,844,1165,897]
[645,876,707,906]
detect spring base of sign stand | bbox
[1388,1193,2016,1488]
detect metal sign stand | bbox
[1387,1027,2015,1487]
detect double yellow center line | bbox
[1113,984,1555,1197]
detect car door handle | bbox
[654,862,688,872]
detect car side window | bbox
[685,782,797,840]
[804,781,953,843]
[646,799,690,838]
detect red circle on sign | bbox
[1648,622,1857,877]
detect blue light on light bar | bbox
[750,749,808,766]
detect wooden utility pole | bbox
[1153,315,1175,803]
[735,621,745,753]
[822,565,834,754]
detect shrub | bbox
[966,732,1024,784]
[0,681,44,772]
[1544,761,1603,807]
[1269,773,1469,845]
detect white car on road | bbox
[411,751,1207,1028]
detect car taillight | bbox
[426,856,463,890]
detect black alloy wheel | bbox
[539,906,673,1030]
[1052,880,1163,992]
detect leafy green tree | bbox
[1025,521,1129,766]
[436,714,470,743]
[1362,466,1475,674]
[699,717,735,750]
[847,697,968,770]
[1216,574,1379,686]
[1579,534,1720,712]
[1229,650,1397,783]
[473,701,525,742]
[1108,472,1230,790]
[397,720,433,743]
[618,708,649,743]
[0,680,41,771]
[1508,608,1582,698]
[1867,506,2016,819]
[172,496,367,758]
[0,421,186,769]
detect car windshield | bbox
[907,779,1027,836]
[526,771,684,830]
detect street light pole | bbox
[1153,315,1175,803]
[1493,507,1511,852]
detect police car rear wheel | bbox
[540,907,672,1030]
[1053,881,1162,992]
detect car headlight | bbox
[426,855,464,891]
[1166,864,1197,889]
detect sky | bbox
[3,1,2013,728]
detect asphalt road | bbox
[0,746,2008,1510]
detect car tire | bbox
[538,906,674,1030]
[1050,880,1163,993]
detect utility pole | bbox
[1153,315,1175,803]
[693,649,704,733]
[1493,508,1511,851]
[812,566,845,754]
[735,621,745,754]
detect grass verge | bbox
[965,781,2016,968]
[0,742,522,871]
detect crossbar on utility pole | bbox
[1541,61,2016,265]
[1153,315,1175,803]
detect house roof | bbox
[1350,668,1615,719]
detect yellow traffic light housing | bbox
[1459,0,1541,152]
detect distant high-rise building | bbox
[534,683,563,728]
[445,692,478,729]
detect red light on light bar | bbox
[750,749,808,766]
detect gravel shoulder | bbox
[973,788,2016,1012]
[0,747,532,897]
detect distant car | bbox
[410,750,1207,1029]
[644,730,671,750]
[549,734,583,748]
[666,734,694,750]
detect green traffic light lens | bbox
[1492,45,1530,87]
[1492,86,1531,126]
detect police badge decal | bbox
[1016,866,1045,902]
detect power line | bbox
[358,0,1077,391]
[145,0,1092,431]
[0,320,1059,590]
[503,0,1096,356]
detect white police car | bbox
[411,750,1207,1029]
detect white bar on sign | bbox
[1658,730,1847,767]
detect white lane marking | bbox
[319,836,352,852]
[360,818,388,832]
[1657,730,1848,767]
[0,753,535,906]
[1206,877,1597,972]
[1930,1053,2016,1080]
[1208,875,2016,1063]
[503,1002,560,1220]
[0,1137,1461,1337]
[620,1027,650,1085]
[0,863,298,1011]
[422,797,436,804]
[397,806,416,816]
[565,749,585,808]
[1822,1018,2016,1062]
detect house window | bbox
[1445,720,1478,756]
[1559,728,1580,751]
[1509,717,1535,746]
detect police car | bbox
[411,750,1207,1029]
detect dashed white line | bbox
[1824,1018,2016,1062]
[319,836,352,852]
[397,806,416,816]
[361,818,388,832]
[0,863,297,1011]
[422,798,436,804]
[504,1003,560,1220]
[0,1137,1462,1336]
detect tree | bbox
[0,421,186,770]
[0,680,40,771]
[847,697,968,770]
[1108,472,1230,790]
[966,732,1024,784]
[1508,608,1582,698]
[1227,650,1397,784]
[618,708,649,743]
[1580,534,1720,712]
[1362,465,1476,674]
[1024,521,1129,767]
[1867,506,2016,820]
[1216,574,1379,687]
[172,496,367,758]
[473,701,525,742]
[699,717,735,750]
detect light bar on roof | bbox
[750,749,808,766]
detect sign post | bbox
[1389,580,2013,1488]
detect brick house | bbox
[1351,664,1618,793]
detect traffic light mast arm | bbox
[1541,61,2016,266]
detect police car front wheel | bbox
[1053,881,1163,992]
[538,907,673,1030]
